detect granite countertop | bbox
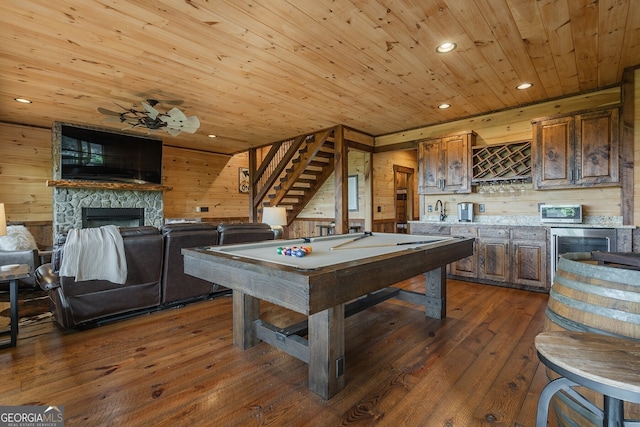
[410,215,635,229]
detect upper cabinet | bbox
[532,108,620,190]
[418,131,475,194]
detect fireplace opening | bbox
[82,207,145,228]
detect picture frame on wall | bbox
[239,167,249,193]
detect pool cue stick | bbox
[330,240,437,250]
[329,231,373,250]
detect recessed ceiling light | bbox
[438,103,451,109]
[207,134,217,138]
[516,82,533,90]
[14,98,32,103]
[436,42,457,53]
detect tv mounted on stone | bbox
[55,122,163,185]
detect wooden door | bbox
[394,165,414,233]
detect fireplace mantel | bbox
[47,180,172,192]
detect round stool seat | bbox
[535,331,640,427]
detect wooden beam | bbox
[334,125,348,234]
[621,67,635,225]
[248,148,258,222]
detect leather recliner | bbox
[160,222,219,305]
[38,226,163,328]
[217,222,275,245]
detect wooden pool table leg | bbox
[424,267,446,319]
[308,304,346,400]
[232,290,261,349]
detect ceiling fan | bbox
[98,99,200,136]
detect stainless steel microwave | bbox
[540,204,582,224]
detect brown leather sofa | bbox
[36,222,275,328]
[39,226,163,328]
[160,222,219,305]
[217,222,275,244]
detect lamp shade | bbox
[0,203,6,237]
[262,206,287,226]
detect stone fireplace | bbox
[52,187,163,235]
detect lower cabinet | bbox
[410,223,549,290]
[449,226,478,278]
[478,228,510,283]
[511,227,548,288]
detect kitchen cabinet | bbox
[410,223,549,291]
[418,131,475,194]
[449,226,477,278]
[511,227,547,289]
[532,108,619,190]
[477,228,510,283]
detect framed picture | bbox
[239,168,249,193]
[348,175,358,211]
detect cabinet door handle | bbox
[569,169,573,181]
[577,167,581,180]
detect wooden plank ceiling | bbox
[1,0,639,155]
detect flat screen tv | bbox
[60,124,163,184]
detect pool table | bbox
[182,232,474,399]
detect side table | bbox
[0,264,30,348]
[535,331,640,427]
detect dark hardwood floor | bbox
[1,278,555,426]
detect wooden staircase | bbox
[251,126,338,224]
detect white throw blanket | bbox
[59,225,128,284]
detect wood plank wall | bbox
[0,124,52,222]
[0,124,53,246]
[162,146,249,222]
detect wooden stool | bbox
[535,331,640,427]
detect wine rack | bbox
[472,140,531,182]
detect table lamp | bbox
[0,203,6,237]
[262,206,287,239]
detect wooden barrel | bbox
[544,252,640,427]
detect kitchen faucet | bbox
[435,200,446,221]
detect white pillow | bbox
[0,225,38,251]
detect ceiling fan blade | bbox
[98,107,122,116]
[166,127,182,136]
[178,116,200,133]
[102,117,124,123]
[161,108,200,134]
[160,107,188,123]
[141,101,160,119]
